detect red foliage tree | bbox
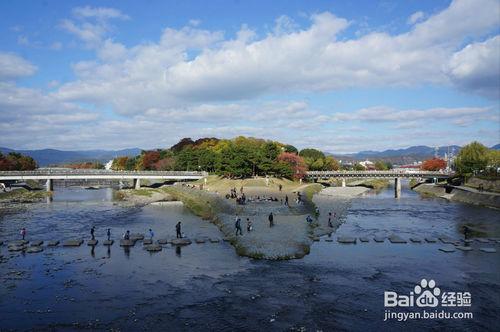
[421,158,446,171]
[142,151,161,170]
[277,152,308,180]
[154,157,176,171]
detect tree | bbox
[324,156,340,171]
[455,142,490,175]
[299,148,325,160]
[276,152,308,180]
[142,151,161,170]
[421,158,446,171]
[375,160,391,170]
[0,152,37,171]
[283,144,298,154]
[354,163,365,171]
[154,157,176,171]
[112,156,129,170]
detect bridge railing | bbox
[0,170,208,177]
[306,170,452,176]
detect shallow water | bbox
[0,185,499,331]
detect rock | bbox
[479,248,497,253]
[171,238,191,246]
[455,246,473,251]
[409,238,422,243]
[425,237,438,243]
[439,247,456,253]
[130,233,144,241]
[359,237,370,243]
[223,238,231,242]
[143,239,153,245]
[26,247,43,253]
[119,239,136,247]
[324,238,333,242]
[102,240,114,246]
[388,235,407,244]
[9,240,28,246]
[145,244,162,252]
[30,240,43,247]
[373,237,385,243]
[209,238,220,243]
[63,239,84,247]
[439,237,457,244]
[87,239,98,246]
[476,238,490,243]
[337,237,357,244]
[195,238,206,244]
[157,238,168,245]
[313,237,320,242]
[47,240,59,247]
[464,239,474,244]
[0,240,3,246]
[8,245,27,252]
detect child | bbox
[20,228,26,240]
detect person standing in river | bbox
[20,227,26,240]
[90,226,95,240]
[176,222,182,238]
[235,216,243,236]
[328,212,333,228]
[149,228,154,240]
[268,212,274,227]
[285,195,289,206]
[106,228,111,241]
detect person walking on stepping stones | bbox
[246,218,253,232]
[149,228,154,240]
[124,230,130,240]
[235,216,243,236]
[107,228,111,241]
[268,212,274,227]
[176,222,182,238]
[90,226,95,240]
[285,195,289,206]
[20,227,26,240]
[328,212,333,228]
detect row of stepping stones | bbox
[2,234,225,253]
[320,236,498,253]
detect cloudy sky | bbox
[0,0,499,153]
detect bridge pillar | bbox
[342,178,346,187]
[394,177,401,199]
[45,179,53,192]
[134,178,141,189]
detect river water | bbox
[0,185,499,331]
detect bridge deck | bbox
[0,170,207,181]
[306,171,451,178]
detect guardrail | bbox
[0,170,208,176]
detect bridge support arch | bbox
[133,178,141,189]
[46,179,53,192]
[342,178,346,187]
[394,177,401,199]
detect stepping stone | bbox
[30,240,43,247]
[439,247,456,253]
[476,238,490,243]
[47,240,59,247]
[209,238,220,243]
[171,238,191,246]
[359,237,370,243]
[130,233,144,241]
[143,239,153,245]
[337,237,357,244]
[223,238,231,242]
[0,240,3,246]
[389,235,407,244]
[195,238,206,244]
[8,245,26,252]
[409,238,422,243]
[455,246,473,251]
[26,246,43,253]
[63,239,83,247]
[87,240,98,246]
[9,240,28,246]
[145,244,162,252]
[479,248,497,253]
[103,240,114,246]
[439,237,457,244]
[425,237,438,243]
[120,239,136,247]
[313,237,320,242]
[373,237,385,243]
[464,239,474,244]
[324,238,333,242]
[157,238,169,245]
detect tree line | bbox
[0,152,37,171]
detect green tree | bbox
[455,142,490,175]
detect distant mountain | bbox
[0,147,142,166]
[492,144,500,150]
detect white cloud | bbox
[407,11,425,25]
[0,53,37,80]
[72,6,129,21]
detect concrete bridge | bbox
[306,170,452,198]
[0,170,207,191]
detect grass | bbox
[131,189,156,197]
[359,179,390,190]
[302,183,323,202]
[161,186,219,220]
[0,188,50,203]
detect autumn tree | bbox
[276,152,308,180]
[421,158,446,171]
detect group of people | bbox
[85,222,184,242]
[234,212,275,236]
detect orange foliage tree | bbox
[276,152,308,180]
[421,158,446,171]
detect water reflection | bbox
[123,246,130,258]
[175,245,182,257]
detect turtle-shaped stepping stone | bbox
[439,237,456,244]
[455,246,473,251]
[195,238,206,244]
[313,237,320,242]
[222,238,231,242]
[209,238,220,243]
[130,233,144,241]
[120,239,136,247]
[359,237,370,243]
[337,237,356,244]
[171,238,191,246]
[409,238,422,243]
[373,237,385,243]
[476,238,490,243]
[464,239,474,244]
[157,238,168,245]
[8,245,27,252]
[87,240,98,246]
[47,240,59,247]
[389,235,407,244]
[26,246,43,253]
[324,238,333,242]
[30,240,44,247]
[143,239,153,245]
[479,248,497,253]
[439,247,456,253]
[63,239,83,247]
[103,240,114,246]
[9,240,28,246]
[145,244,162,252]
[425,237,438,243]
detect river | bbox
[0,184,499,331]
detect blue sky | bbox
[0,0,498,152]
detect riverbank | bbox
[0,188,50,208]
[414,183,500,209]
